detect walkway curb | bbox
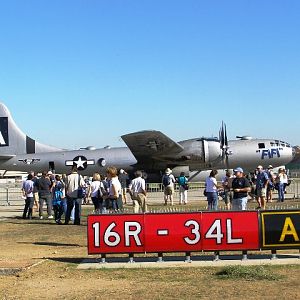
[77,255,300,269]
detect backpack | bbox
[178,176,186,186]
[97,182,108,199]
[163,175,171,187]
[53,190,63,205]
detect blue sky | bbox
[0,0,299,149]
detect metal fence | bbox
[1,179,300,206]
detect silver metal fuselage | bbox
[1,138,294,177]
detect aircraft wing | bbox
[0,155,15,160]
[122,130,184,162]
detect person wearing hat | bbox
[162,168,176,205]
[255,165,269,210]
[231,167,251,210]
[266,165,275,203]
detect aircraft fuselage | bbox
[1,138,294,177]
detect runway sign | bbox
[87,211,260,254]
[261,211,300,249]
[201,212,259,251]
[88,214,145,254]
[144,213,202,252]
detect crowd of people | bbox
[21,166,144,224]
[21,164,290,223]
[204,164,290,211]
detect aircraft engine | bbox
[203,139,222,163]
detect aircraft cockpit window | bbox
[258,143,265,149]
[270,142,275,146]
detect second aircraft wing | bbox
[121,130,184,163]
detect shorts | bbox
[33,192,39,203]
[256,187,267,197]
[223,190,233,204]
[164,186,174,196]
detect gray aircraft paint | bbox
[0,102,295,179]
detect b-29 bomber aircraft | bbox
[0,103,295,180]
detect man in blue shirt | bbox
[256,165,269,210]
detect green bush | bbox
[216,265,282,281]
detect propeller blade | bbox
[219,121,225,148]
[219,121,229,168]
[224,123,228,147]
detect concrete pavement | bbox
[78,253,300,269]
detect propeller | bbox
[219,122,229,168]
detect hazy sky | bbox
[0,0,299,149]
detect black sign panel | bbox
[261,211,300,249]
[0,117,9,147]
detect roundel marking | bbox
[65,156,95,170]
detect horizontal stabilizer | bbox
[122,130,184,162]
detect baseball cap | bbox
[257,165,263,169]
[268,165,273,169]
[233,167,243,173]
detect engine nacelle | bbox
[176,138,222,165]
[203,139,222,163]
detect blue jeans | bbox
[278,183,285,202]
[232,197,248,210]
[65,198,82,225]
[207,192,218,210]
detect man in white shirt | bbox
[128,171,147,213]
[65,166,85,225]
[22,174,34,219]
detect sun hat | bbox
[165,168,172,175]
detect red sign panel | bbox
[202,212,259,251]
[144,213,202,252]
[87,211,260,254]
[88,214,145,254]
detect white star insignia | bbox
[74,157,86,169]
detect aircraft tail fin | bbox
[0,102,61,156]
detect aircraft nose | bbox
[290,146,300,163]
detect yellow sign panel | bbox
[261,211,300,248]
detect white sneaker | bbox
[48,215,54,219]
[39,216,43,220]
